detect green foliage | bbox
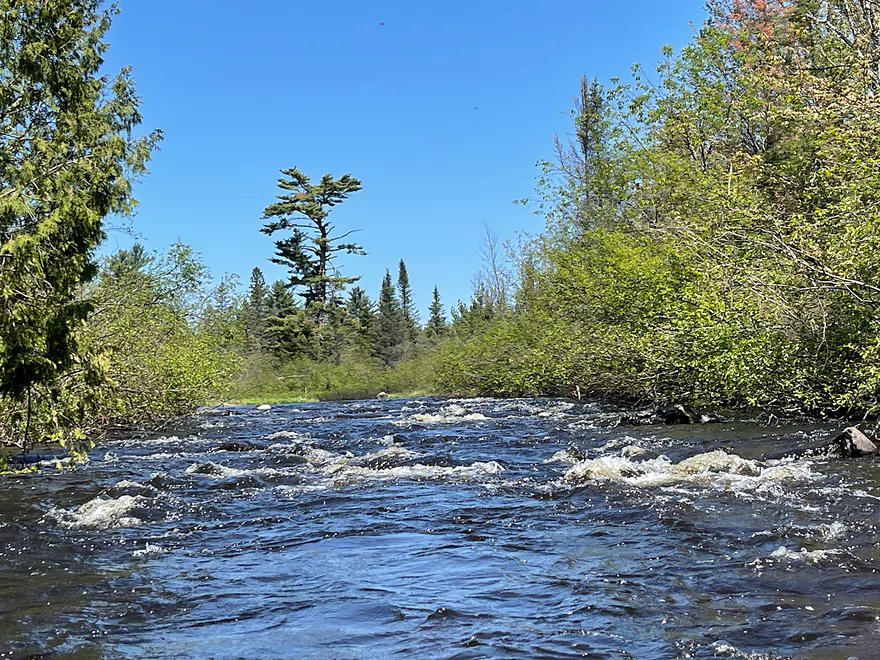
[0,242,241,455]
[347,286,377,352]
[0,0,161,451]
[230,352,435,403]
[243,267,268,352]
[437,0,880,414]
[84,243,241,425]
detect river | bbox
[1,397,879,659]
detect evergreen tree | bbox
[244,267,268,351]
[265,280,296,318]
[347,286,376,352]
[426,286,447,338]
[260,168,364,325]
[105,244,154,282]
[263,280,299,358]
[450,289,495,338]
[373,270,405,367]
[397,259,419,340]
[0,0,161,448]
[320,294,356,365]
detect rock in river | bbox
[214,441,266,452]
[762,426,878,460]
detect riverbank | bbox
[225,389,432,406]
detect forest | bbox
[4,0,880,463]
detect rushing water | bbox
[1,397,879,659]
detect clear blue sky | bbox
[102,0,706,317]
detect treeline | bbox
[437,0,880,415]
[0,0,471,461]
[233,259,450,402]
[13,0,880,463]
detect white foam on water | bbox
[546,449,581,465]
[300,446,354,464]
[676,450,762,476]
[816,521,848,541]
[768,545,841,565]
[351,445,423,464]
[184,462,281,479]
[264,430,302,441]
[566,420,599,431]
[564,449,817,492]
[395,411,489,425]
[621,444,650,459]
[391,400,497,425]
[115,435,196,448]
[130,451,202,462]
[133,542,166,557]
[377,434,399,446]
[48,495,148,529]
[108,480,159,498]
[597,435,646,452]
[322,460,505,486]
[303,416,333,424]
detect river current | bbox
[1,397,879,659]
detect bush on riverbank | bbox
[228,352,434,403]
[436,2,880,415]
[0,243,241,460]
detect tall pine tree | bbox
[347,286,376,353]
[260,168,364,326]
[244,267,268,351]
[397,259,419,341]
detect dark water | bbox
[2,398,879,659]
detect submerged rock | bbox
[255,404,272,411]
[7,453,43,466]
[619,404,697,426]
[214,441,266,452]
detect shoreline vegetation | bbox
[7,1,880,466]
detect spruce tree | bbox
[321,294,354,365]
[244,267,268,351]
[263,280,299,358]
[266,280,296,318]
[426,286,447,338]
[373,270,405,367]
[0,0,161,447]
[397,259,419,340]
[260,168,364,325]
[347,286,376,352]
